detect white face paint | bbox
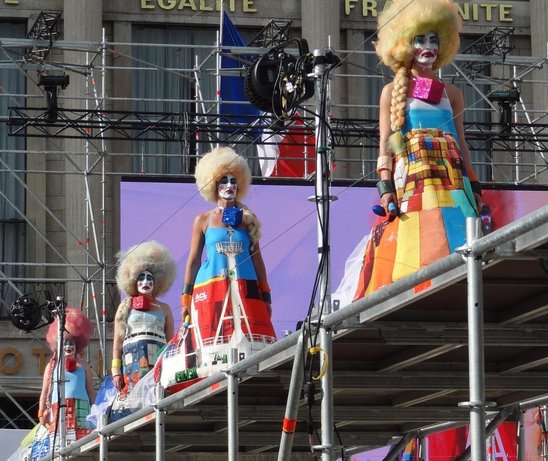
[413,32,439,68]
[64,339,76,357]
[137,270,154,295]
[218,174,237,200]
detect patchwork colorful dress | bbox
[334,94,478,306]
[191,214,276,346]
[122,308,167,393]
[49,360,92,441]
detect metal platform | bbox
[47,206,548,460]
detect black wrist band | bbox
[376,179,395,197]
[262,292,271,304]
[182,283,194,295]
[470,181,482,196]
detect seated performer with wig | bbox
[334,0,483,306]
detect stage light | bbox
[38,74,70,88]
[9,295,55,332]
[244,38,314,118]
[38,73,70,123]
[10,295,42,331]
[488,89,520,104]
[488,88,520,129]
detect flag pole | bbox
[215,2,224,149]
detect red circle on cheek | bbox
[414,49,421,55]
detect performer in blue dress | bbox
[181,147,276,346]
[334,0,484,306]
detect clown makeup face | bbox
[137,270,154,295]
[64,339,76,357]
[218,174,237,200]
[413,32,439,68]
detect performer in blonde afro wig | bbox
[116,240,177,298]
[194,147,260,245]
[195,146,251,203]
[332,0,483,307]
[179,146,275,344]
[375,0,462,150]
[112,240,176,392]
[375,0,461,73]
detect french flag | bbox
[257,114,316,178]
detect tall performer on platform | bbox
[181,147,276,347]
[334,0,483,306]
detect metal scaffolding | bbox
[1,18,548,460]
[25,205,547,460]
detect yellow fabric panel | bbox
[436,188,454,207]
[422,184,439,209]
[392,212,420,280]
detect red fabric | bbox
[193,278,275,341]
[497,422,518,461]
[427,427,468,460]
[269,116,315,178]
[131,295,151,311]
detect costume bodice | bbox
[195,211,257,284]
[51,363,88,403]
[403,96,459,143]
[125,308,166,341]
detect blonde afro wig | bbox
[46,307,93,353]
[194,147,251,203]
[116,240,177,297]
[375,0,462,72]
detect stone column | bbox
[61,0,103,305]
[300,0,342,176]
[300,0,340,51]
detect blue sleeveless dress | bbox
[191,211,275,344]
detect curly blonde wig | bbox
[116,240,177,297]
[375,0,462,153]
[375,0,461,72]
[46,307,93,353]
[194,147,251,203]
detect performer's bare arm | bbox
[38,360,52,425]
[378,83,398,212]
[181,212,207,318]
[112,314,125,390]
[161,301,175,342]
[82,360,96,402]
[250,240,272,317]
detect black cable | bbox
[334,423,347,461]
[300,59,340,460]
[50,351,61,460]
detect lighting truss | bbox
[8,107,548,157]
[24,11,63,63]
[459,27,515,77]
[247,19,293,48]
